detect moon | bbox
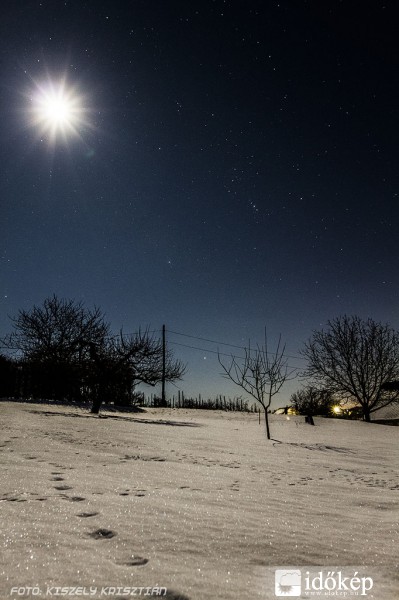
[41,92,74,125]
[28,78,86,143]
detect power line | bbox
[168,340,245,359]
[167,329,247,351]
[166,328,305,362]
[168,340,303,372]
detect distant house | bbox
[274,395,399,423]
[273,406,299,416]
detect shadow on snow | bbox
[27,409,203,427]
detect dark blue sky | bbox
[1,1,398,402]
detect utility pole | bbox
[161,324,166,405]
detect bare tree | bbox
[1,294,109,361]
[218,331,294,439]
[1,295,109,400]
[302,315,399,422]
[1,297,186,410]
[86,329,186,414]
[290,386,335,424]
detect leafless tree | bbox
[218,331,294,439]
[1,295,109,400]
[290,386,335,424]
[1,297,185,410]
[302,315,399,422]
[1,294,109,362]
[86,329,186,413]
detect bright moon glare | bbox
[30,80,85,142]
[43,94,71,124]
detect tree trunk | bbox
[363,408,371,422]
[91,396,103,414]
[264,408,271,439]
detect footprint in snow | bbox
[87,528,116,539]
[115,556,149,566]
[63,496,86,502]
[1,494,27,502]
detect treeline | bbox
[0,296,185,413]
[148,392,255,411]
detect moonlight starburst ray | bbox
[27,76,89,144]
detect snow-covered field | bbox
[1,401,398,600]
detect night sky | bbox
[1,1,398,403]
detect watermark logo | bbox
[273,568,374,597]
[275,570,301,596]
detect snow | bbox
[1,401,398,599]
